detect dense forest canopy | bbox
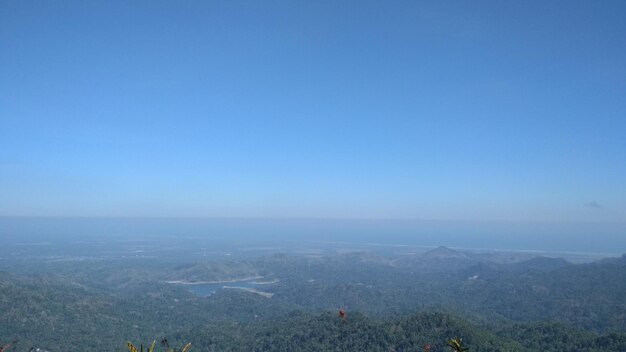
[1,238,625,351]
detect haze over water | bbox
[1,217,623,256]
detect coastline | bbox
[222,286,274,298]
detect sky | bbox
[1,0,625,222]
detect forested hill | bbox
[4,306,624,351]
[1,249,625,351]
[183,312,626,352]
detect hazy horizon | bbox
[2,216,624,255]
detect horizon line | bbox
[1,215,625,225]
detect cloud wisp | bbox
[584,201,603,209]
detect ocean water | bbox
[1,217,624,255]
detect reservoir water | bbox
[186,280,264,297]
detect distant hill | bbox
[146,249,626,332]
[422,246,471,260]
[393,246,478,271]
[591,253,626,266]
[508,256,571,271]
[168,260,261,282]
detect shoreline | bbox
[165,275,264,285]
[222,286,274,298]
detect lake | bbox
[186,280,265,297]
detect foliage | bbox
[447,337,468,351]
[1,252,625,351]
[127,340,191,352]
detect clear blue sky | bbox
[1,0,625,221]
